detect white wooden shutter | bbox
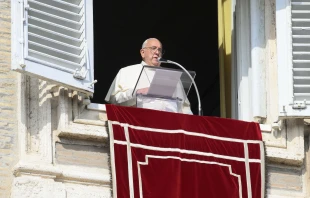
[292,1,310,104]
[276,0,310,117]
[11,0,95,93]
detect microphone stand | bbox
[158,58,203,116]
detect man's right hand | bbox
[136,87,149,94]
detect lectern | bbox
[133,66,196,113]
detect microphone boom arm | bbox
[159,58,202,116]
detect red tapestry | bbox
[106,104,264,198]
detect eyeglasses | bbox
[143,46,165,55]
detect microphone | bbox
[158,57,169,63]
[157,57,203,116]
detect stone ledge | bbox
[267,189,306,198]
[72,103,107,127]
[13,162,110,186]
[73,118,106,126]
[266,149,304,166]
[87,103,106,112]
[13,162,62,179]
[58,122,108,141]
[260,124,272,132]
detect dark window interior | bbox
[92,0,220,116]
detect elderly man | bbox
[105,38,192,114]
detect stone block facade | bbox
[0,0,18,197]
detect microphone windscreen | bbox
[158,57,168,62]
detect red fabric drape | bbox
[106,105,264,198]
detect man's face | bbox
[140,39,163,66]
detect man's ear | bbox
[140,49,145,58]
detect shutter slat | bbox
[293,36,310,43]
[28,33,83,55]
[293,51,310,59]
[295,93,310,96]
[292,3,310,11]
[292,21,310,27]
[29,41,84,64]
[28,9,82,30]
[293,46,310,52]
[28,25,83,46]
[29,49,82,70]
[292,2,310,5]
[61,0,82,6]
[33,0,82,14]
[292,0,310,2]
[294,76,310,86]
[29,17,83,38]
[292,28,310,36]
[28,0,83,22]
[294,87,310,94]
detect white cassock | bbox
[105,61,193,115]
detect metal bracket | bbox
[271,119,285,137]
[88,80,97,89]
[292,100,306,109]
[20,63,26,68]
[272,120,282,131]
[73,63,88,80]
[25,4,29,11]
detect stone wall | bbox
[0,0,19,197]
[10,80,112,197]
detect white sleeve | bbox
[107,69,136,106]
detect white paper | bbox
[147,69,182,97]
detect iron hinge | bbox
[292,100,307,109]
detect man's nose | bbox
[154,49,160,55]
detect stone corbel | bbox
[13,161,110,185]
[265,119,305,166]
